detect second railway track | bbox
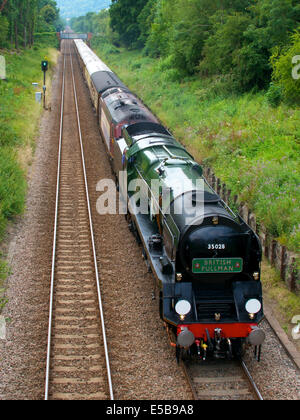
[182,359,263,400]
[44,40,113,401]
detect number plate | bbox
[192,258,243,274]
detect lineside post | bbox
[41,59,48,109]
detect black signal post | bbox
[41,60,48,109]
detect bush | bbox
[34,32,59,48]
[270,30,300,105]
[162,68,186,82]
[266,82,282,107]
[101,43,120,55]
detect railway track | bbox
[44,40,113,401]
[42,39,267,402]
[182,358,263,400]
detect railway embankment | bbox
[92,44,300,343]
[0,44,58,311]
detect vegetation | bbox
[0,43,57,232]
[109,0,147,48]
[0,1,61,312]
[56,0,111,19]
[112,0,299,99]
[262,258,300,338]
[70,9,111,37]
[271,31,300,105]
[70,2,300,255]
[72,0,300,102]
[0,41,58,306]
[0,0,64,49]
[0,258,9,311]
[87,46,299,256]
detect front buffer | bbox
[161,281,265,362]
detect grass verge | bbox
[262,258,300,351]
[0,44,59,312]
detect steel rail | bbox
[182,358,264,400]
[69,42,114,401]
[45,52,66,401]
[241,360,264,400]
[181,361,198,400]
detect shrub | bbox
[270,30,300,105]
[266,82,283,107]
[0,148,26,224]
[34,32,59,48]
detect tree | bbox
[0,14,9,46]
[41,4,56,24]
[250,0,300,48]
[0,0,61,49]
[144,0,219,68]
[199,13,252,76]
[137,0,156,47]
[0,0,8,12]
[110,0,148,48]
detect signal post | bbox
[41,60,48,109]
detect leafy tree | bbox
[166,0,218,72]
[198,12,271,90]
[199,13,252,76]
[144,0,174,57]
[250,0,300,48]
[0,0,61,49]
[36,0,60,32]
[41,4,56,24]
[137,0,156,47]
[144,0,249,71]
[109,0,148,48]
[0,14,9,46]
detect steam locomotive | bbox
[74,39,265,361]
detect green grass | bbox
[0,44,58,307]
[262,259,300,340]
[93,45,300,254]
[0,258,9,311]
[0,45,57,237]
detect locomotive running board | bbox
[129,206,174,287]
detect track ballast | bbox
[44,40,113,401]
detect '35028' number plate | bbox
[192,258,243,274]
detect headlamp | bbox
[175,300,191,319]
[245,299,261,314]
